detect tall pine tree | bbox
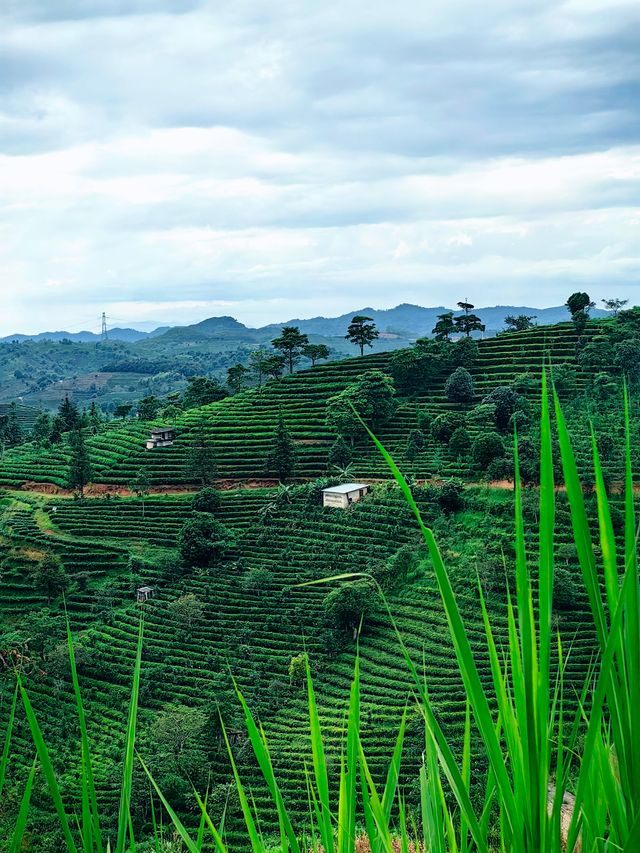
[266,414,296,482]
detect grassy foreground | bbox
[1,376,639,851]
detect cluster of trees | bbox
[223,315,381,396]
[433,301,485,340]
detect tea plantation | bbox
[0,481,605,848]
[0,321,624,490]
[0,316,635,849]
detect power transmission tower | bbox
[101,312,108,341]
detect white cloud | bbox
[0,0,639,333]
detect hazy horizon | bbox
[2,1,639,336]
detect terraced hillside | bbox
[0,483,601,846]
[0,321,621,490]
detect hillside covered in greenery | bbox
[0,302,638,850]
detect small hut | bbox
[136,586,154,603]
[146,427,175,450]
[322,483,370,509]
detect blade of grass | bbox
[115,615,144,853]
[66,611,104,853]
[18,678,78,852]
[0,682,18,798]
[8,756,37,853]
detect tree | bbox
[602,298,628,315]
[58,395,80,432]
[614,339,640,387]
[266,414,296,481]
[249,349,269,386]
[168,593,204,629]
[457,300,474,315]
[32,411,53,445]
[431,412,463,443]
[192,487,222,514]
[151,703,207,764]
[432,311,456,342]
[504,314,536,332]
[325,371,396,441]
[129,468,151,518]
[454,313,485,338]
[88,401,102,432]
[445,367,475,403]
[271,326,309,374]
[137,395,161,420]
[68,428,91,495]
[31,553,69,604]
[566,292,595,333]
[482,386,522,431]
[449,426,471,459]
[472,431,505,468]
[345,315,379,356]
[327,436,352,470]
[0,406,22,449]
[177,514,233,568]
[186,430,216,486]
[226,363,250,394]
[114,403,133,420]
[182,376,227,410]
[405,429,425,462]
[261,354,287,381]
[323,581,377,640]
[303,343,330,366]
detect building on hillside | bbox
[137,586,154,603]
[146,427,175,450]
[322,483,371,509]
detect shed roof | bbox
[150,426,174,434]
[137,585,154,593]
[321,483,370,494]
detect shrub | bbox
[192,487,222,514]
[466,403,497,430]
[288,652,308,684]
[445,367,475,403]
[437,478,466,513]
[472,432,505,467]
[241,567,274,592]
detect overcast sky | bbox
[1,0,639,334]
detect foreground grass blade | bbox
[116,615,144,853]
[19,679,78,852]
[66,612,104,853]
[138,753,201,853]
[361,418,518,844]
[8,756,37,853]
[0,682,18,797]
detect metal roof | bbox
[321,483,370,494]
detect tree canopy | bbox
[345,316,379,356]
[271,326,309,374]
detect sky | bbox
[1,0,639,335]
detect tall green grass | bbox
[1,375,638,850]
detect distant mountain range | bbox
[0,302,610,344]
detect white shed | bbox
[322,483,371,509]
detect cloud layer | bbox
[1,0,639,333]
